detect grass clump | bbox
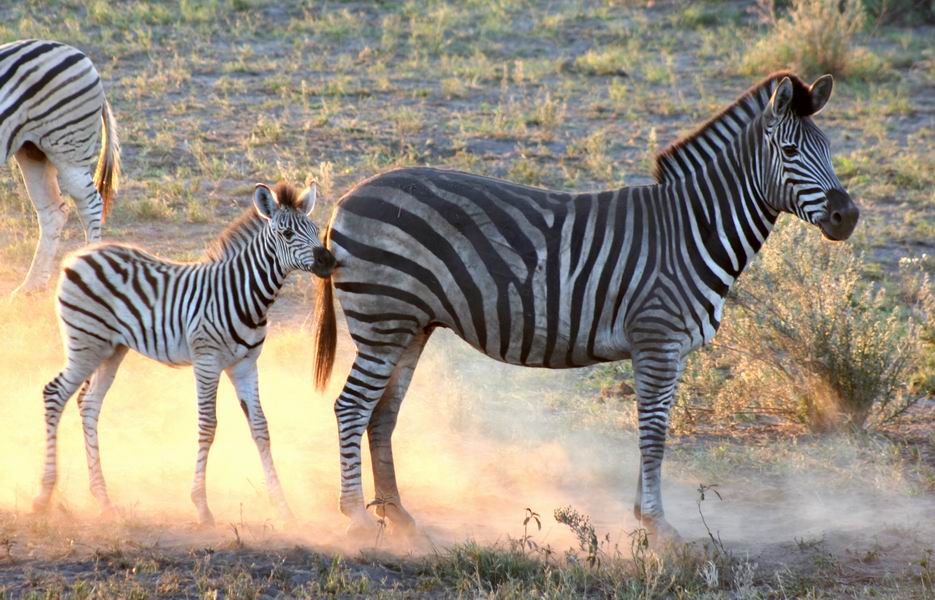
[743,0,888,79]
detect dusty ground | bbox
[0,0,932,597]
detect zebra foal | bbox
[36,182,335,525]
[1,39,120,294]
[312,72,859,538]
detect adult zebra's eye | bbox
[282,228,295,240]
[782,144,798,158]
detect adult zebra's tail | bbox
[313,273,337,392]
[93,99,120,221]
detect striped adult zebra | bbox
[36,182,335,525]
[1,39,119,294]
[311,72,859,538]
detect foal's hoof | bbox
[640,518,682,546]
[32,496,51,515]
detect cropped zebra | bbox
[1,39,119,294]
[36,182,335,525]
[312,72,859,537]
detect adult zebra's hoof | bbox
[345,511,381,540]
[197,509,216,528]
[640,517,682,546]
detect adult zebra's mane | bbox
[653,71,817,184]
[203,182,302,262]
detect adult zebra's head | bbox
[254,182,335,277]
[761,74,859,241]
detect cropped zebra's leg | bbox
[13,145,67,295]
[367,330,431,534]
[631,345,684,538]
[225,357,294,522]
[336,335,415,536]
[34,350,108,512]
[190,356,221,526]
[57,164,103,243]
[76,345,128,514]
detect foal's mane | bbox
[653,71,817,184]
[204,182,302,261]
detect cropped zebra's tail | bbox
[93,98,120,221]
[313,272,336,392]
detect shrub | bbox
[699,221,927,431]
[742,0,887,80]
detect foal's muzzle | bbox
[311,246,336,277]
[818,189,860,241]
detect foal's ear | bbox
[809,74,834,115]
[254,183,279,221]
[765,76,794,127]
[297,182,318,216]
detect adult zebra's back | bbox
[313,72,859,538]
[1,39,120,294]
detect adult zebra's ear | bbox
[765,76,794,128]
[809,74,833,115]
[298,183,318,216]
[254,183,279,221]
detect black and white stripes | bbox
[36,182,334,524]
[1,39,120,294]
[312,72,859,537]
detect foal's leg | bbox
[57,164,104,244]
[225,356,294,522]
[76,345,128,514]
[12,145,67,295]
[190,355,222,526]
[335,334,415,536]
[367,331,430,534]
[35,348,109,512]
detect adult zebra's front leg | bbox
[631,344,684,538]
[225,356,294,522]
[335,331,416,536]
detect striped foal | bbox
[1,39,120,294]
[311,72,859,538]
[36,182,335,525]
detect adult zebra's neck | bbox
[224,230,287,323]
[668,116,778,287]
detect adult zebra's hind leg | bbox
[225,357,294,523]
[631,345,684,539]
[57,164,104,244]
[368,330,431,535]
[76,345,128,515]
[12,144,67,295]
[335,332,417,537]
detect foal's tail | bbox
[313,258,336,393]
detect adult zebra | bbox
[1,39,119,294]
[312,72,859,538]
[36,182,335,525]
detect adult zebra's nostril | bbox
[831,211,842,225]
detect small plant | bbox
[553,506,602,567]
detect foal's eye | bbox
[781,144,798,158]
[282,228,295,240]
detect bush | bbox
[742,0,887,80]
[688,221,929,431]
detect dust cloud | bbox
[0,293,932,563]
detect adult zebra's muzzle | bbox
[818,189,860,241]
[311,246,336,278]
